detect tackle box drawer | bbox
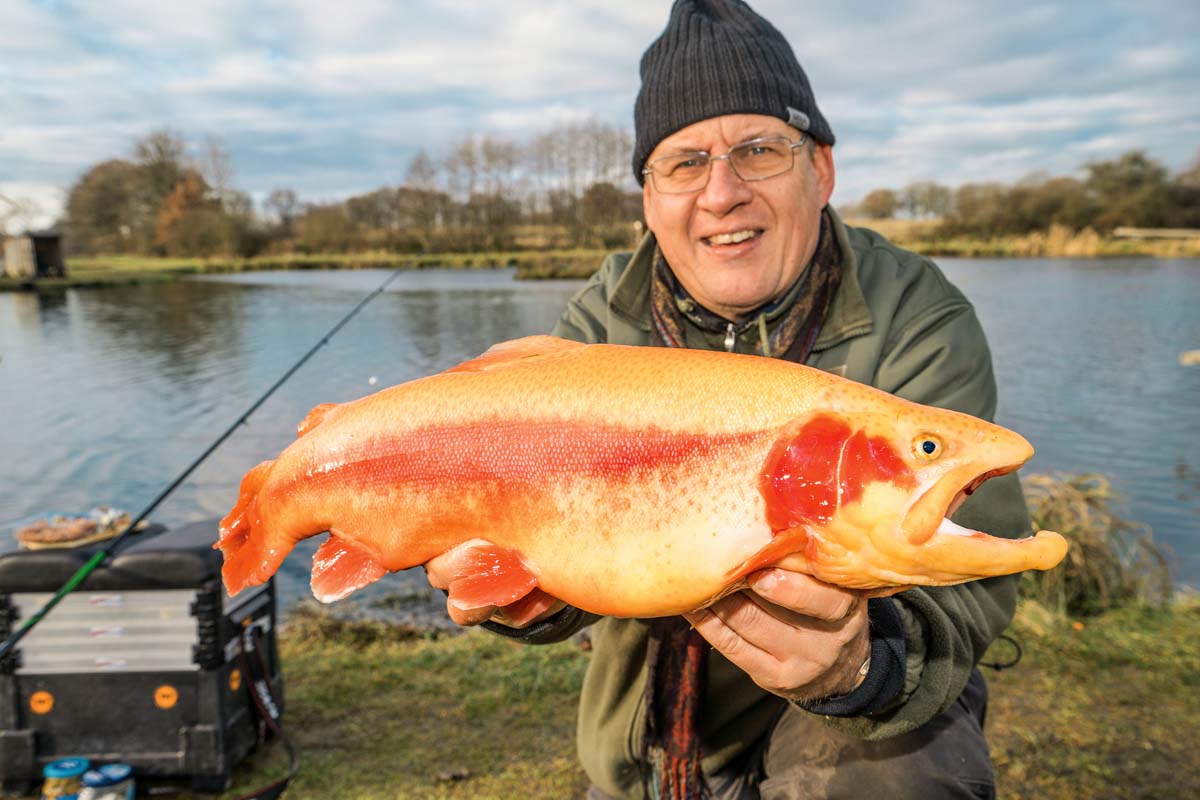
[0,520,282,794]
[11,590,200,673]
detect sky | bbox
[2,0,1198,230]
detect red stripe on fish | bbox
[300,421,766,491]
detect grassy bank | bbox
[6,221,1197,291]
[843,218,1200,259]
[0,250,607,291]
[178,595,1199,800]
[987,598,1200,799]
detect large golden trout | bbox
[216,336,1067,618]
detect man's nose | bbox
[697,157,753,215]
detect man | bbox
[428,1,1031,797]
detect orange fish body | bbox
[217,335,1067,618]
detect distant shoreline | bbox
[0,249,607,291]
[3,227,1199,292]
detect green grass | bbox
[986,597,1200,799]
[207,610,591,800]
[172,595,1200,800]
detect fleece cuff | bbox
[480,604,592,645]
[803,597,907,717]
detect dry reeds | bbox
[1021,473,1173,615]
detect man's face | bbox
[642,114,836,322]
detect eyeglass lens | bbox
[648,137,799,193]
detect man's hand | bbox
[424,546,566,629]
[683,568,871,703]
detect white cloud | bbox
[1119,46,1184,72]
[1,0,1197,221]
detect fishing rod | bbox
[0,269,405,660]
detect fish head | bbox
[758,404,1067,587]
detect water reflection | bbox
[75,281,250,388]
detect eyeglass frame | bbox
[641,134,811,194]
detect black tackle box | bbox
[0,520,282,793]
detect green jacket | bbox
[543,209,1029,799]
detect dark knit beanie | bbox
[633,0,835,184]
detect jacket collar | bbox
[609,206,872,351]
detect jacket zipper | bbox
[724,322,736,352]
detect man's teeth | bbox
[707,230,757,245]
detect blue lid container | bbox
[43,758,90,779]
[82,763,133,787]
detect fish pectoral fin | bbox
[444,335,583,374]
[442,542,539,611]
[727,525,815,583]
[310,530,389,603]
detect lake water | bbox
[1,260,1197,614]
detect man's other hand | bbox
[683,568,871,703]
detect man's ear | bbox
[642,179,657,234]
[811,143,836,206]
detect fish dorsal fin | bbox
[444,335,584,374]
[297,402,339,437]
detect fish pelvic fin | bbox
[297,402,339,437]
[310,530,389,603]
[216,459,282,596]
[444,335,583,374]
[440,541,539,613]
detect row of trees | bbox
[63,127,1200,257]
[63,121,644,258]
[844,151,1200,236]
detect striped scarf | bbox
[642,209,843,799]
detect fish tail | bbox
[215,459,283,596]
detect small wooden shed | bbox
[2,233,66,279]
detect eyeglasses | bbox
[641,135,809,194]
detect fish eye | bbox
[913,435,943,461]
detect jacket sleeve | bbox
[550,259,616,345]
[819,293,1029,738]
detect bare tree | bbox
[405,150,439,191]
[200,134,236,209]
[0,191,42,235]
[444,136,480,202]
[265,188,301,235]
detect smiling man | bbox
[641,115,834,325]
[426,1,1032,798]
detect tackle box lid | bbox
[0,520,228,592]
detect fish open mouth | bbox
[908,451,1028,546]
[937,467,1012,535]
